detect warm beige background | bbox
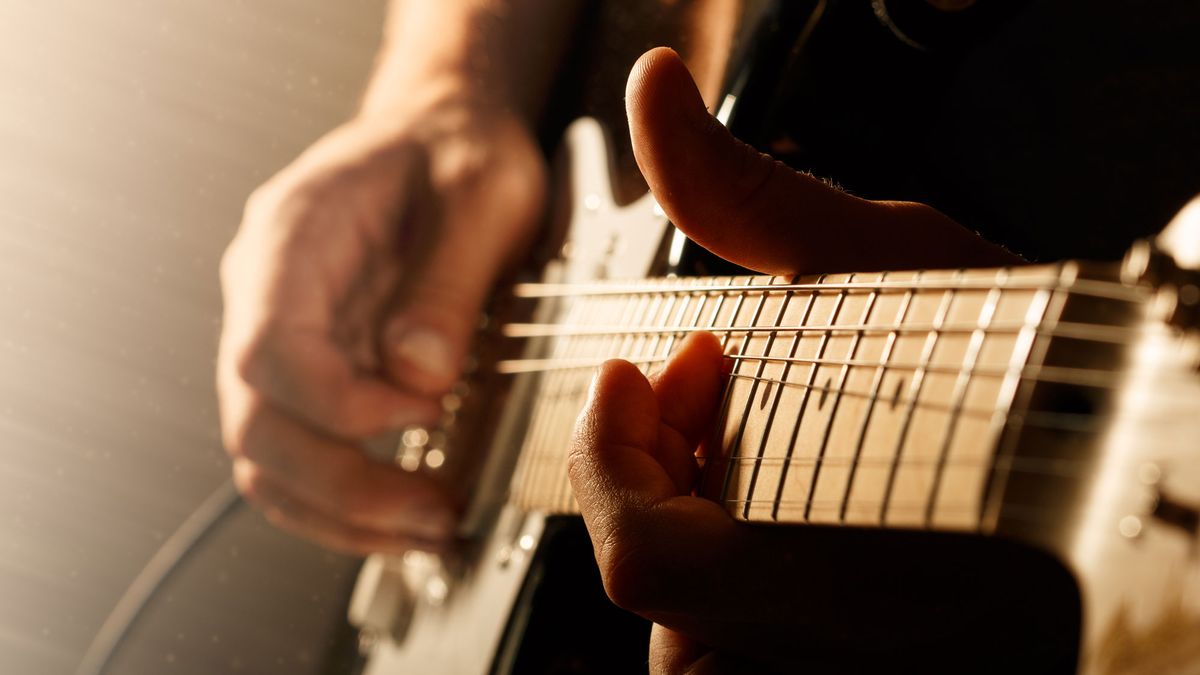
[0,2,391,673]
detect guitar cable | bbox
[75,479,243,675]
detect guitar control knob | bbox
[347,554,417,649]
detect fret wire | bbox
[516,295,587,508]
[724,496,1080,517]
[716,453,1112,474]
[722,371,1117,427]
[538,294,591,507]
[559,290,643,512]
[659,277,699,359]
[525,493,1099,527]
[640,283,680,373]
[500,320,1137,344]
[665,279,715,506]
[539,290,623,509]
[512,276,1143,302]
[976,287,1052,527]
[539,293,601,508]
[730,498,979,509]
[717,277,748,350]
[773,275,848,522]
[839,277,915,523]
[722,496,1110,532]
[748,277,817,523]
[495,354,1134,390]
[804,274,880,522]
[717,278,771,504]
[727,277,795,519]
[510,293,565,508]
[979,262,1068,531]
[879,278,958,523]
[556,281,672,506]
[924,276,1005,526]
[696,277,738,495]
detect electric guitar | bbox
[345,4,1200,673]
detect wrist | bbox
[360,1,522,122]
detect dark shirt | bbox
[775,0,1200,262]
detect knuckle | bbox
[231,461,268,506]
[220,415,250,460]
[243,182,283,223]
[229,329,272,391]
[218,238,243,287]
[219,400,263,462]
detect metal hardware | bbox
[1149,489,1200,539]
[347,554,419,648]
[1122,240,1200,331]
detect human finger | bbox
[568,335,742,615]
[625,47,1021,274]
[233,460,446,556]
[650,623,712,675]
[646,332,724,494]
[220,185,443,439]
[381,120,547,396]
[220,380,455,540]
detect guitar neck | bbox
[503,262,1140,535]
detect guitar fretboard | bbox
[503,263,1136,534]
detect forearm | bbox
[361,0,583,122]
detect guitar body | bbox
[348,3,1200,672]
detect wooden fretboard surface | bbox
[504,263,1136,534]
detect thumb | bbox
[382,140,545,397]
[625,47,1019,274]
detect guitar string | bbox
[711,276,762,502]
[507,274,1151,517]
[711,453,1112,476]
[803,275,878,521]
[516,369,1116,431]
[925,280,1004,525]
[517,487,1114,529]
[877,273,957,522]
[515,447,1115,503]
[511,277,1144,302]
[493,354,1147,391]
[741,276,807,519]
[840,278,915,522]
[499,320,1137,344]
[719,276,780,507]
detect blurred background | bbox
[0,1,391,672]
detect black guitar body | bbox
[494,519,1080,674]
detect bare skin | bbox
[218,2,1026,662]
[217,0,578,552]
[568,48,1023,673]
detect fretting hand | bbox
[568,48,1025,673]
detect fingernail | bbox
[392,327,456,383]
